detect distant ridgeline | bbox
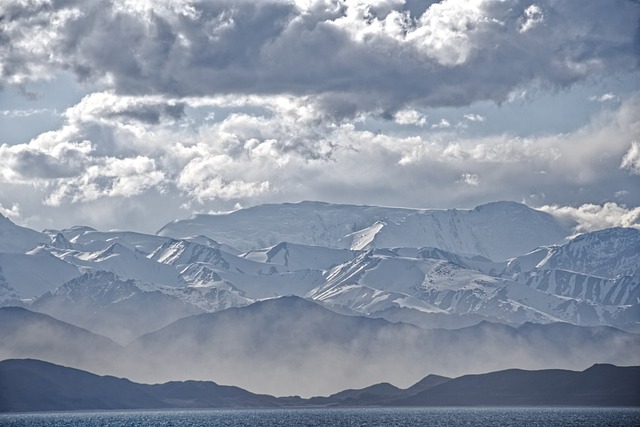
[0,201,639,398]
[1,359,638,412]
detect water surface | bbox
[2,407,639,427]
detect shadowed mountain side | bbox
[390,364,640,407]
[125,296,429,396]
[1,359,638,412]
[0,307,122,374]
[307,382,405,406]
[0,359,280,412]
[122,296,640,397]
[30,271,208,345]
[403,374,453,395]
[306,375,453,406]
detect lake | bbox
[2,407,639,426]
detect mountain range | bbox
[1,200,639,398]
[2,359,637,412]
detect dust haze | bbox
[2,298,639,397]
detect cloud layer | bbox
[0,0,639,232]
[0,88,637,232]
[3,0,639,116]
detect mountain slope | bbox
[0,306,122,373]
[310,249,635,330]
[31,271,252,344]
[391,364,640,407]
[2,359,638,411]
[122,297,640,397]
[242,242,356,271]
[157,201,571,260]
[46,243,180,286]
[0,248,80,300]
[125,296,429,396]
[536,227,640,278]
[44,228,172,255]
[0,214,48,254]
[0,359,280,412]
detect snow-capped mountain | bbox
[0,248,79,299]
[31,271,251,344]
[157,201,572,261]
[0,214,48,254]
[242,242,356,271]
[535,227,640,279]
[0,200,637,340]
[505,227,640,279]
[43,227,172,255]
[519,269,639,306]
[311,248,634,329]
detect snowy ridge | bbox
[158,201,571,260]
[46,228,172,255]
[0,201,638,339]
[0,214,48,254]
[536,227,640,279]
[518,269,640,306]
[0,248,79,299]
[242,242,355,271]
[47,242,180,286]
[31,270,252,344]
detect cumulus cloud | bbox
[0,138,93,182]
[44,156,165,206]
[394,109,428,126]
[621,141,640,175]
[0,0,639,232]
[176,154,270,201]
[2,0,638,116]
[519,4,544,33]
[0,89,638,232]
[0,202,21,220]
[540,203,640,234]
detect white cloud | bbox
[590,93,618,103]
[394,109,428,126]
[0,90,638,231]
[0,136,93,182]
[457,173,480,186]
[519,4,544,33]
[63,92,185,126]
[407,0,488,66]
[1,0,640,236]
[620,141,640,175]
[431,119,451,129]
[0,108,58,118]
[0,202,21,220]
[45,156,165,206]
[540,202,640,234]
[464,114,486,123]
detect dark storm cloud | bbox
[2,0,639,116]
[106,102,186,124]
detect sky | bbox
[1,0,639,234]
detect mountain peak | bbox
[156,200,571,260]
[0,214,48,254]
[472,200,530,212]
